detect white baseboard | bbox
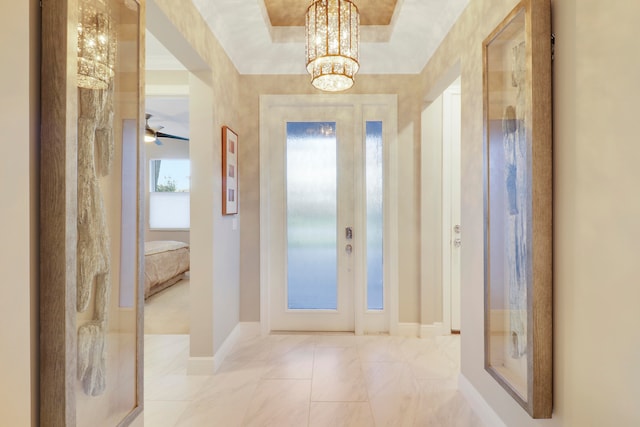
[396,322,420,337]
[187,356,215,375]
[458,374,507,427]
[187,322,261,375]
[397,322,449,338]
[236,321,262,336]
[420,322,446,338]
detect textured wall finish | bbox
[76,85,114,397]
[150,0,243,364]
[418,0,640,425]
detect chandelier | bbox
[305,0,360,92]
[77,0,116,90]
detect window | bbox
[286,122,338,310]
[366,121,384,310]
[149,159,190,229]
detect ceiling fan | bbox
[144,113,189,145]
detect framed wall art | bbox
[40,0,144,425]
[222,126,239,215]
[482,0,552,419]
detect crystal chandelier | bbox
[77,0,116,90]
[306,0,360,92]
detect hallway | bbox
[144,332,484,426]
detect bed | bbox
[144,240,190,299]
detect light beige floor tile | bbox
[226,335,273,361]
[356,335,403,362]
[174,380,258,427]
[264,347,315,379]
[269,334,317,359]
[415,381,485,427]
[313,346,359,370]
[143,334,486,426]
[144,279,190,334]
[406,348,459,380]
[363,362,420,427]
[243,379,311,427]
[315,333,358,348]
[396,336,436,362]
[312,347,368,402]
[197,359,269,399]
[144,373,212,401]
[145,335,189,377]
[143,400,189,427]
[309,402,374,427]
[401,338,459,380]
[172,361,267,426]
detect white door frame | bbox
[420,74,461,337]
[441,81,462,333]
[259,94,398,335]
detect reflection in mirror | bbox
[75,0,140,423]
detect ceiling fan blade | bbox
[156,131,189,141]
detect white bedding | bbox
[145,240,189,256]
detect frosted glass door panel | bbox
[286,122,337,310]
[366,121,384,310]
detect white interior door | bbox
[267,106,356,331]
[442,82,462,332]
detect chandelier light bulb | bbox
[305,0,360,92]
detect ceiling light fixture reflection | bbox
[77,0,116,89]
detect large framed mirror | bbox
[482,0,552,419]
[40,0,144,425]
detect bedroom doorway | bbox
[143,96,191,335]
[143,28,192,336]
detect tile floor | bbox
[144,332,485,426]
[144,279,190,335]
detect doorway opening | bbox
[143,32,191,336]
[420,69,462,336]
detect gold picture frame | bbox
[222,126,239,215]
[482,0,553,418]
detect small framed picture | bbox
[222,126,238,215]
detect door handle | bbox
[345,244,353,254]
[453,238,462,248]
[345,227,353,240]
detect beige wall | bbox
[419,0,640,424]
[7,0,640,424]
[238,74,426,324]
[0,1,39,425]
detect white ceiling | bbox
[145,0,469,136]
[146,96,190,141]
[146,0,470,74]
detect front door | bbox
[267,106,356,331]
[262,95,396,334]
